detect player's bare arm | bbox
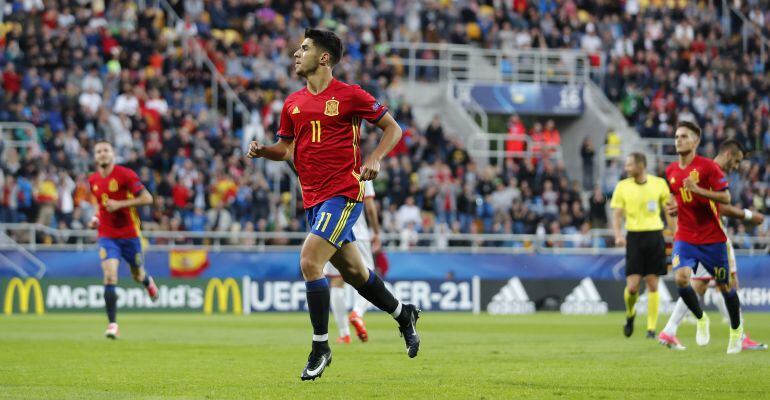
[247,139,294,161]
[612,207,626,247]
[360,113,401,181]
[104,189,153,213]
[363,196,381,253]
[718,203,765,225]
[682,176,730,204]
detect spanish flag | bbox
[169,250,210,278]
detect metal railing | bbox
[639,138,680,165]
[467,133,563,166]
[147,0,299,210]
[0,122,40,156]
[3,223,768,256]
[150,0,264,145]
[381,42,593,85]
[728,0,770,59]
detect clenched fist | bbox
[247,141,264,159]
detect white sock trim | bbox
[391,302,403,319]
[312,334,329,342]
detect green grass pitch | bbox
[1,312,768,399]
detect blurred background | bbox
[1,0,770,314]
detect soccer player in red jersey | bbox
[664,121,743,353]
[247,29,420,380]
[659,139,767,351]
[88,141,158,339]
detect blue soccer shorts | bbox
[672,241,730,284]
[98,237,144,269]
[305,196,363,248]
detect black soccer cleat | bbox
[646,330,656,339]
[623,315,635,338]
[300,348,332,381]
[398,304,421,358]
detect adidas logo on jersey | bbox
[635,283,675,315]
[487,277,535,315]
[560,278,608,315]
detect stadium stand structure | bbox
[1,1,769,254]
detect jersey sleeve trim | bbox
[277,133,295,140]
[369,108,388,123]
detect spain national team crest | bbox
[99,247,107,260]
[672,254,680,268]
[688,170,699,184]
[324,99,339,116]
[108,178,119,192]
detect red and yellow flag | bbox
[169,250,210,278]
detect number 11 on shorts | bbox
[315,212,332,232]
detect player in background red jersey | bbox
[659,139,767,351]
[88,141,158,339]
[664,121,743,354]
[247,29,420,380]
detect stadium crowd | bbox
[0,0,767,249]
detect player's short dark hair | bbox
[719,138,745,157]
[94,140,113,148]
[628,152,646,167]
[304,28,343,66]
[676,120,702,138]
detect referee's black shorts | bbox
[625,230,666,277]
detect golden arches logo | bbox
[203,278,242,315]
[4,278,45,315]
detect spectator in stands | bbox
[580,137,595,190]
[505,114,527,159]
[396,196,422,232]
[3,0,763,251]
[543,119,561,150]
[604,128,621,163]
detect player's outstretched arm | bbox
[104,189,153,212]
[719,203,765,225]
[360,113,401,181]
[683,177,730,204]
[247,139,294,161]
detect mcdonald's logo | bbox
[203,278,241,315]
[4,278,45,315]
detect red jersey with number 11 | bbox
[277,79,387,209]
[665,155,728,244]
[88,165,145,239]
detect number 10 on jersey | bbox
[310,120,322,142]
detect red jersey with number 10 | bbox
[277,79,387,209]
[88,165,145,239]
[665,155,728,244]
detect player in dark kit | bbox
[664,121,743,354]
[88,141,158,339]
[247,29,420,380]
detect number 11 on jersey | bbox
[311,120,322,142]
